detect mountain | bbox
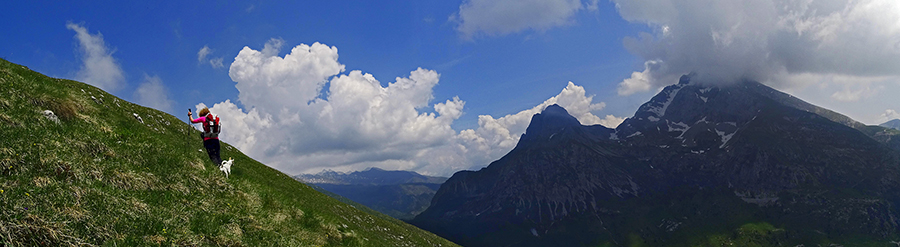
[296,167,447,185]
[412,75,900,246]
[882,119,900,130]
[0,59,457,246]
[296,168,448,220]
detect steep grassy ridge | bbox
[0,58,458,246]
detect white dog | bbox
[220,158,234,178]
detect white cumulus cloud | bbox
[453,0,597,39]
[209,57,225,69]
[455,82,618,169]
[195,100,272,151]
[134,74,174,113]
[229,38,345,112]
[198,45,225,69]
[206,41,459,175]
[67,23,125,92]
[197,45,211,63]
[881,109,900,120]
[612,0,900,95]
[618,60,660,95]
[204,41,616,176]
[598,115,626,129]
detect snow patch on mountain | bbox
[694,117,709,124]
[667,120,690,139]
[716,129,736,148]
[667,121,689,132]
[646,84,685,117]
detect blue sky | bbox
[5,0,900,176]
[2,1,647,128]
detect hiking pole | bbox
[187,108,193,135]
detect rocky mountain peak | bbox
[613,80,746,149]
[677,73,692,85]
[520,104,582,142]
[539,104,576,120]
[414,75,900,246]
[613,78,865,150]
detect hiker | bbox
[188,107,223,166]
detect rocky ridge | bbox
[412,76,900,246]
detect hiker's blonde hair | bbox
[198,107,210,117]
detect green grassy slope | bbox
[0,58,459,246]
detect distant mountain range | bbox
[295,168,447,220]
[881,119,900,130]
[412,76,900,246]
[296,167,447,185]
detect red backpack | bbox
[201,114,221,138]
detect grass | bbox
[699,222,784,247]
[0,59,459,246]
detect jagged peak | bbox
[678,74,693,85]
[628,77,860,126]
[520,104,581,141]
[540,104,577,120]
[537,104,581,127]
[616,76,868,150]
